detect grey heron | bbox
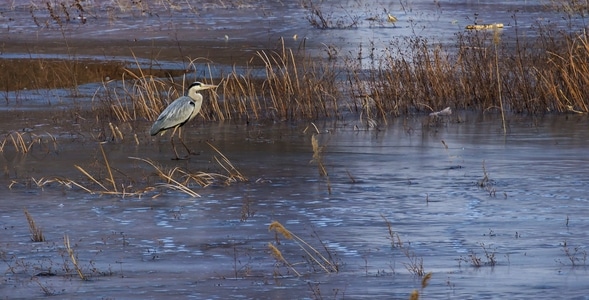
[150,81,217,159]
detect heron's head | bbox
[189,81,218,92]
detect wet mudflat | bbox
[2,0,589,299]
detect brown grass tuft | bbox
[269,220,293,240]
[24,209,45,242]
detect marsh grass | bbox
[32,277,56,296]
[11,1,589,123]
[30,141,245,197]
[382,214,402,248]
[219,39,341,121]
[306,124,332,194]
[303,0,361,29]
[0,131,58,154]
[96,64,174,123]
[24,209,45,242]
[268,220,338,275]
[95,57,217,123]
[345,24,589,117]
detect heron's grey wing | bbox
[149,97,196,136]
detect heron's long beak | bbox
[200,83,218,90]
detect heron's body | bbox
[150,95,202,136]
[150,82,217,159]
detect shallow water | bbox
[2,114,589,299]
[2,1,589,299]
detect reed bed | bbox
[97,31,589,126]
[7,0,589,122]
[219,39,341,121]
[348,27,589,118]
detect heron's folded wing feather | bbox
[149,97,195,135]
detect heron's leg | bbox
[177,127,194,156]
[169,127,185,160]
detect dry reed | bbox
[24,209,45,242]
[268,220,338,274]
[268,242,301,276]
[0,132,39,154]
[63,234,86,280]
[309,130,331,194]
[206,142,247,184]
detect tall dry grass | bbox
[11,4,589,125]
[347,26,589,119]
[220,38,341,121]
[84,17,589,127]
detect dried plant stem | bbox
[129,157,200,197]
[99,143,118,193]
[268,221,337,274]
[63,234,86,280]
[495,42,506,135]
[206,142,247,183]
[24,209,45,242]
[268,242,301,276]
[74,165,109,192]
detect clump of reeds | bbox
[302,0,360,29]
[129,157,202,197]
[220,38,341,121]
[458,242,498,268]
[268,220,338,275]
[73,142,127,196]
[97,64,169,123]
[381,214,402,248]
[24,209,45,242]
[94,56,217,124]
[267,242,301,276]
[345,17,589,117]
[30,140,246,197]
[0,131,48,154]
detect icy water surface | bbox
[2,114,589,299]
[1,0,589,299]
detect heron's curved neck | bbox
[188,88,200,100]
